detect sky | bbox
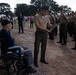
[54,0,76,11]
[0,0,76,11]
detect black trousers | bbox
[74,25,76,47]
[67,22,70,34]
[59,23,67,44]
[73,23,76,40]
[30,22,33,28]
[49,29,54,40]
[54,26,57,36]
[18,22,24,33]
[69,22,75,37]
[34,31,47,64]
[47,24,55,40]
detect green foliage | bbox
[31,0,60,12]
[0,3,10,14]
[28,5,37,16]
[15,4,37,16]
[60,5,71,13]
[15,4,28,16]
[30,0,72,13]
[0,3,14,16]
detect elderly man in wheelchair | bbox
[0,19,36,75]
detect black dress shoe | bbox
[49,38,54,40]
[57,41,62,43]
[34,63,38,67]
[40,60,48,64]
[72,39,75,41]
[28,66,36,73]
[71,47,76,50]
[22,32,24,33]
[62,43,66,45]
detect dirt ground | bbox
[1,23,76,75]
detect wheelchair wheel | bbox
[0,53,22,75]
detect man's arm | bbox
[47,16,53,28]
[47,22,52,27]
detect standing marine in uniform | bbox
[57,9,68,45]
[48,12,55,40]
[71,12,76,50]
[34,6,52,67]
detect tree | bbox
[15,4,28,16]
[27,5,37,16]
[60,5,71,13]
[0,3,14,16]
[30,0,72,13]
[0,3,11,14]
[5,11,14,16]
[31,0,60,12]
[15,4,37,16]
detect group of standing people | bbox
[57,10,76,49]
[34,6,76,67]
[67,12,76,49]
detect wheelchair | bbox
[0,38,31,75]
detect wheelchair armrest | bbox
[8,46,21,50]
[7,46,21,57]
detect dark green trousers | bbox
[59,23,67,44]
[74,25,76,47]
[34,31,48,64]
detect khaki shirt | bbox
[69,15,75,22]
[34,14,50,31]
[59,14,67,23]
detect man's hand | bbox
[20,47,24,51]
[47,23,53,28]
[46,29,50,32]
[50,24,53,26]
